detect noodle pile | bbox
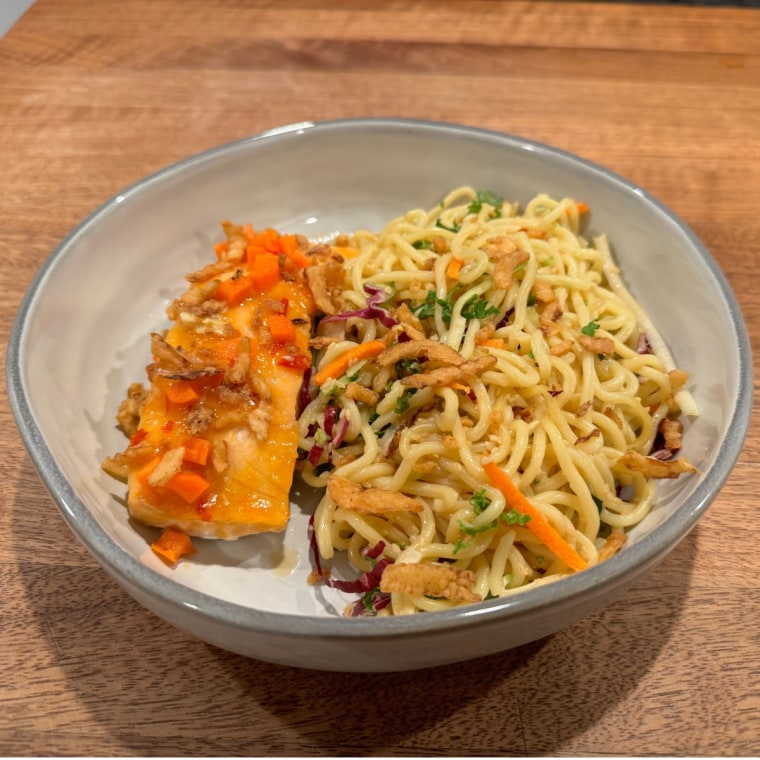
[297,187,696,616]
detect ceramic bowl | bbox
[7,119,752,672]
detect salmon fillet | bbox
[109,225,315,539]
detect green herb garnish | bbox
[467,190,505,218]
[461,295,499,320]
[470,489,491,515]
[581,319,600,336]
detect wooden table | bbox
[2,0,759,755]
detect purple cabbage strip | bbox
[296,366,315,417]
[637,333,652,355]
[321,283,398,329]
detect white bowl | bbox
[7,119,752,672]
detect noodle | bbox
[298,187,697,616]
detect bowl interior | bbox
[10,119,751,622]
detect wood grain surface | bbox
[1,0,759,755]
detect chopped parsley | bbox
[435,218,461,233]
[470,489,491,515]
[461,295,499,320]
[412,289,497,324]
[411,290,454,322]
[394,390,415,415]
[412,239,435,251]
[453,510,532,553]
[467,190,505,218]
[592,494,604,513]
[581,319,601,336]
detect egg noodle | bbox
[297,186,696,616]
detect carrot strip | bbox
[483,460,588,572]
[313,339,386,386]
[183,436,210,466]
[268,313,296,344]
[250,253,281,292]
[151,527,195,565]
[166,470,210,503]
[446,257,464,280]
[477,338,507,350]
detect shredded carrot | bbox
[446,257,464,280]
[280,234,311,268]
[313,339,386,386]
[483,460,588,572]
[162,379,199,407]
[182,437,210,466]
[166,470,210,503]
[268,313,296,344]
[215,273,254,306]
[151,527,195,565]
[477,338,507,350]
[249,253,281,292]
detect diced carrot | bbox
[166,470,210,503]
[483,460,588,572]
[577,201,590,214]
[446,257,464,280]
[258,227,282,254]
[151,527,195,565]
[268,313,296,344]
[216,337,240,367]
[183,437,210,466]
[250,253,281,292]
[280,234,311,268]
[215,273,254,305]
[313,340,386,386]
[162,379,200,406]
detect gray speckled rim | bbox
[6,117,753,640]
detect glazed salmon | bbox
[105,224,315,539]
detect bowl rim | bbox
[6,116,753,640]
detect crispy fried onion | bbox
[598,531,627,562]
[481,236,530,289]
[116,382,147,436]
[304,252,346,315]
[618,450,697,478]
[376,338,464,368]
[327,474,423,514]
[579,334,615,356]
[379,562,480,602]
[147,333,222,382]
[401,355,496,389]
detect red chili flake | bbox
[129,429,147,446]
[278,354,310,371]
